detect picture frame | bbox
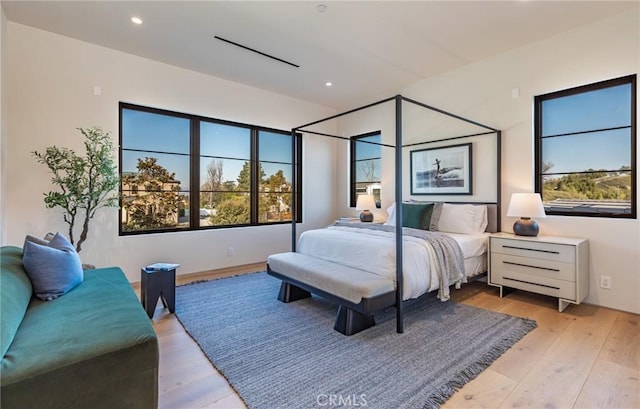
[410,143,472,195]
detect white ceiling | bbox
[3,0,638,110]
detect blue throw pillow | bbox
[22,233,84,301]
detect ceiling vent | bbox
[214,36,300,68]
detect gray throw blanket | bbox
[332,221,465,301]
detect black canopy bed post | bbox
[290,128,298,253]
[496,130,502,229]
[394,95,404,334]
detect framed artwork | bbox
[410,143,472,195]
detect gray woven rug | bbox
[175,272,536,409]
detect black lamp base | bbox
[359,210,373,222]
[513,217,539,236]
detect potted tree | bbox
[32,127,119,254]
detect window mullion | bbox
[350,137,357,207]
[190,119,200,229]
[251,129,259,224]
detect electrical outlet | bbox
[227,247,234,256]
[600,275,612,289]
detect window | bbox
[535,75,636,218]
[120,103,301,234]
[121,107,191,232]
[350,131,382,208]
[199,121,251,227]
[258,131,297,223]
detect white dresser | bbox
[488,232,589,312]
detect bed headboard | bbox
[486,204,498,233]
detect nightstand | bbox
[488,232,589,312]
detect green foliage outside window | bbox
[209,197,250,225]
[542,167,632,202]
[205,161,293,225]
[121,157,184,231]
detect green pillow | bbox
[401,202,434,230]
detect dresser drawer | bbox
[491,253,575,282]
[491,237,575,263]
[491,270,577,301]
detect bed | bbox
[267,202,498,335]
[268,95,501,335]
[296,202,497,300]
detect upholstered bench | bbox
[267,252,396,335]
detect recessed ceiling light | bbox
[131,16,143,25]
[325,82,333,87]
[317,4,327,13]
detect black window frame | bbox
[119,102,302,235]
[350,131,382,208]
[534,74,636,219]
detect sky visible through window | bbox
[355,133,382,182]
[122,110,293,189]
[541,83,631,175]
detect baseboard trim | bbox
[131,261,266,292]
[175,262,266,285]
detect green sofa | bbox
[1,246,159,409]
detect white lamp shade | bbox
[355,194,376,210]
[506,193,546,218]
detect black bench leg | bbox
[334,306,375,336]
[277,282,311,303]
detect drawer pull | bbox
[504,276,560,290]
[503,260,560,272]
[502,245,560,255]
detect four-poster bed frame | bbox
[275,94,501,334]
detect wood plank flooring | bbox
[138,265,639,409]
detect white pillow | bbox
[436,203,487,234]
[384,203,396,226]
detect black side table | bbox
[141,267,176,319]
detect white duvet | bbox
[297,226,489,300]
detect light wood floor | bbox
[138,264,639,409]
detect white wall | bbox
[402,11,640,314]
[3,22,337,282]
[1,7,7,244]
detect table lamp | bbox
[356,194,376,222]
[506,193,546,236]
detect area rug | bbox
[175,272,536,409]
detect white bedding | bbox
[297,226,489,300]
